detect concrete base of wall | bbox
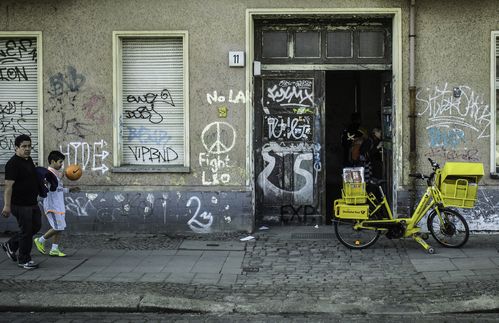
[397,188,499,231]
[0,190,253,234]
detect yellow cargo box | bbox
[342,182,367,204]
[437,162,484,208]
[334,201,369,220]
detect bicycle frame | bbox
[352,183,444,252]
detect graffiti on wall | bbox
[0,39,38,158]
[123,88,180,164]
[256,78,320,210]
[59,140,110,174]
[0,39,36,82]
[206,90,247,105]
[464,189,499,231]
[265,80,314,108]
[124,89,174,124]
[54,191,243,233]
[47,66,107,139]
[0,100,36,157]
[417,83,491,161]
[257,142,314,205]
[199,121,235,185]
[265,115,312,141]
[206,89,248,120]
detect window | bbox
[0,33,42,167]
[359,30,385,58]
[113,32,189,170]
[327,31,353,58]
[493,32,499,173]
[295,31,320,58]
[262,31,288,58]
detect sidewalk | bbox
[1,225,499,315]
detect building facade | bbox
[1,0,498,233]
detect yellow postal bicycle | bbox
[333,158,484,254]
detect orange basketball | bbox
[65,164,83,181]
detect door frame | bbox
[245,8,403,218]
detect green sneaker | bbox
[49,248,66,257]
[33,238,46,254]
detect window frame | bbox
[112,31,190,172]
[254,18,391,65]
[491,31,499,176]
[0,31,43,170]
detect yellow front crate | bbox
[334,200,369,220]
[437,162,484,208]
[342,182,367,204]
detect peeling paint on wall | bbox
[0,191,252,233]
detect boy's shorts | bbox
[46,212,66,231]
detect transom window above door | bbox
[255,19,391,65]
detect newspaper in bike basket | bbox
[342,167,367,204]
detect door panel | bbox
[254,72,325,220]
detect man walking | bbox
[1,134,42,269]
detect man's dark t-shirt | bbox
[5,155,38,206]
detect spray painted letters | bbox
[60,140,110,174]
[200,122,236,185]
[417,83,491,160]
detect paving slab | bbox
[451,257,498,270]
[409,258,457,272]
[461,247,499,258]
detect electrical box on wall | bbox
[229,51,244,67]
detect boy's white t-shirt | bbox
[43,167,69,215]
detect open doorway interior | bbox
[325,70,392,222]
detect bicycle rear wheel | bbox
[427,208,469,248]
[334,219,380,249]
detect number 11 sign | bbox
[229,51,245,67]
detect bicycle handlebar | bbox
[428,158,440,170]
[410,159,440,185]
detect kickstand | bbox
[413,234,435,254]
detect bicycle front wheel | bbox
[427,208,469,248]
[334,219,380,249]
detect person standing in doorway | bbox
[341,112,362,167]
[1,134,42,269]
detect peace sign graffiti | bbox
[201,122,236,155]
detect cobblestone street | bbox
[1,226,499,316]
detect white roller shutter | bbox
[0,37,39,165]
[121,37,185,166]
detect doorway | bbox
[250,13,397,225]
[325,70,393,222]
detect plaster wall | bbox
[1,0,499,232]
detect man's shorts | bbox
[46,212,66,231]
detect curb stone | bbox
[1,291,498,315]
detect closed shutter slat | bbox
[121,37,184,166]
[0,38,38,164]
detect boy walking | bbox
[34,151,79,257]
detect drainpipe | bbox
[409,0,417,211]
